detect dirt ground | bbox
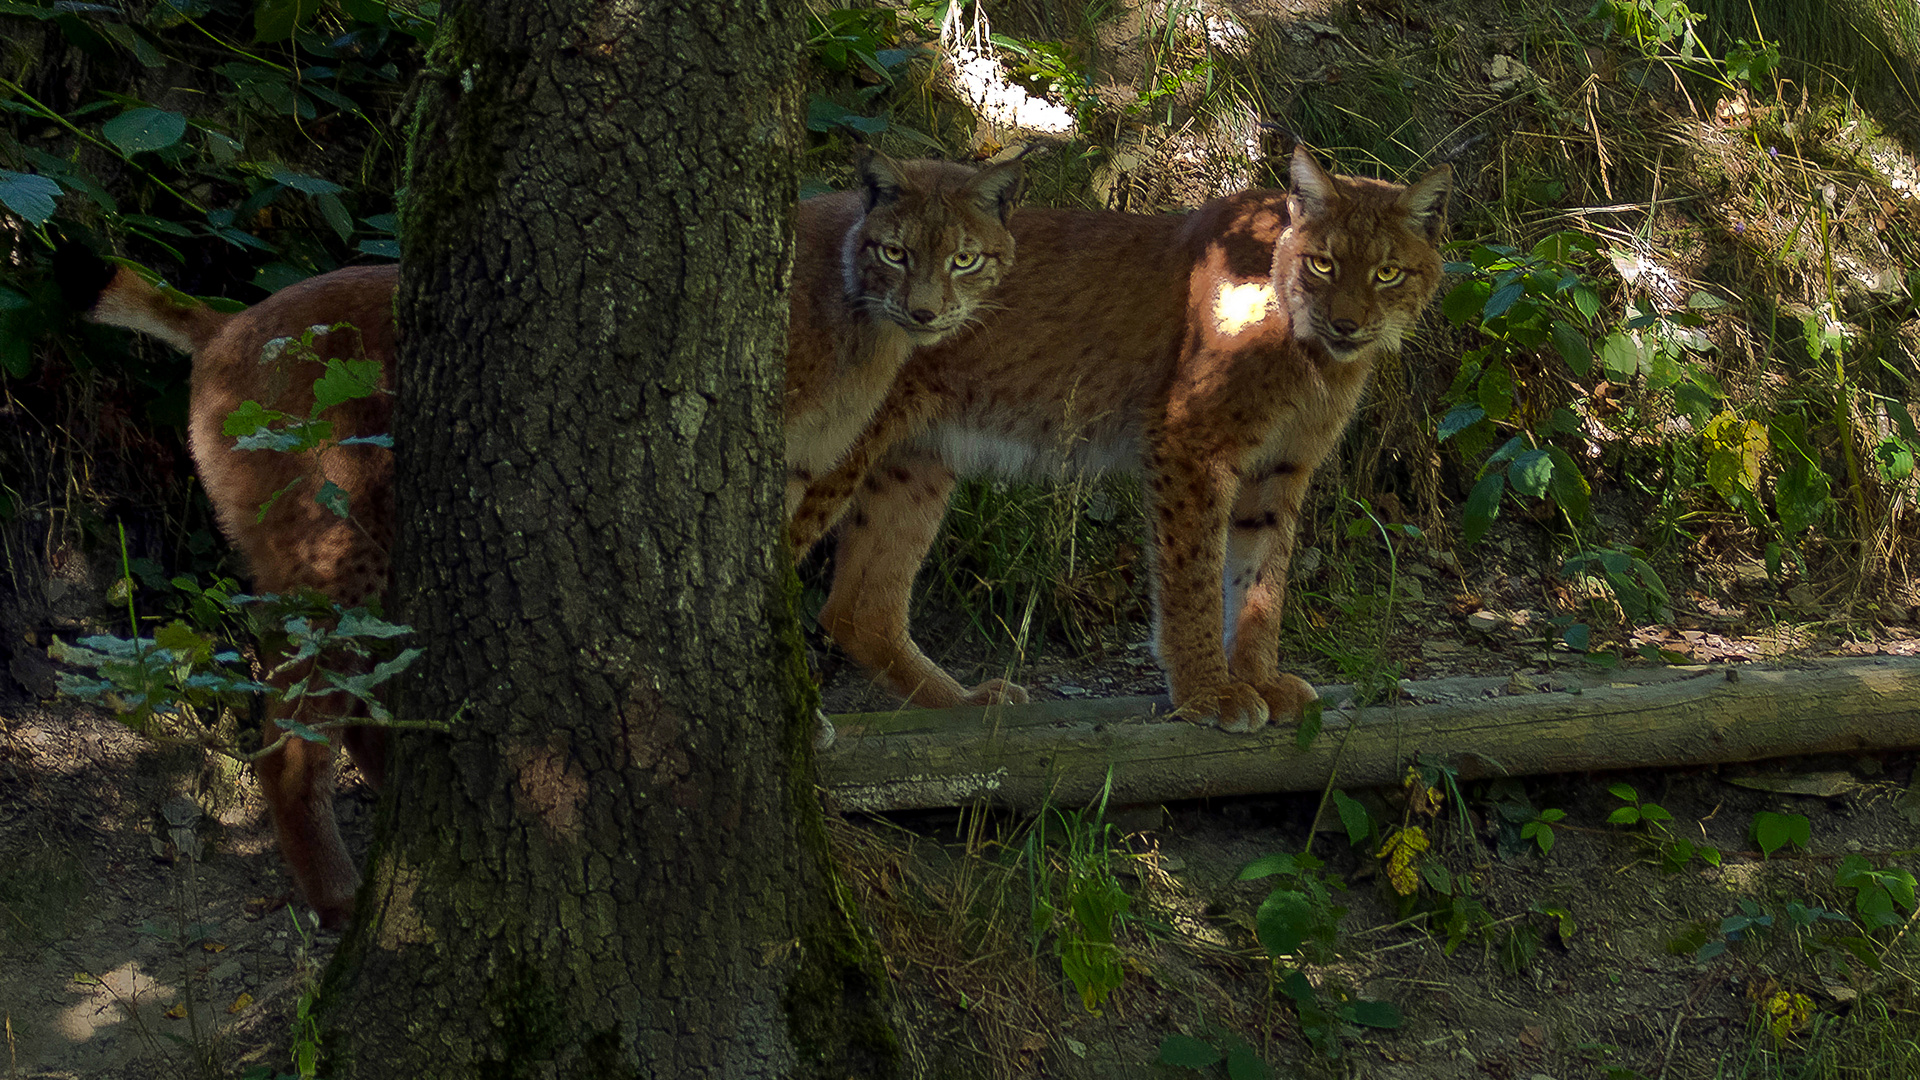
[4,603,1917,1080]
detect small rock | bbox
[1468,610,1507,633]
[1506,672,1541,695]
[1055,683,1087,697]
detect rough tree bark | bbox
[315,2,895,1076]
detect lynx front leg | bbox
[1223,461,1318,722]
[1148,446,1271,732]
[788,369,948,557]
[818,452,1028,707]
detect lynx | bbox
[792,148,1452,730]
[75,150,1022,927]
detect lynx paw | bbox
[1177,681,1271,733]
[964,679,1029,706]
[1254,675,1319,723]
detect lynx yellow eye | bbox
[1307,254,1335,275]
[951,251,980,271]
[1374,265,1405,285]
[879,244,907,266]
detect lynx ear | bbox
[967,160,1026,225]
[1287,145,1339,223]
[856,146,905,211]
[1399,164,1454,242]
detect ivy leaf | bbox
[1462,472,1505,545]
[0,169,61,224]
[102,108,186,155]
[1332,789,1372,846]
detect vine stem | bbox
[0,77,206,214]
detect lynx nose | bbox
[1331,317,1359,335]
[909,308,938,325]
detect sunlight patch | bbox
[1212,281,1272,337]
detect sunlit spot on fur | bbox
[1212,281,1272,336]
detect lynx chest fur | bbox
[800,148,1452,728]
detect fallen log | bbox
[819,656,1920,813]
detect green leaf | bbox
[314,481,351,518]
[1225,1044,1270,1080]
[1476,362,1515,420]
[1238,853,1299,881]
[1342,999,1403,1029]
[315,192,354,241]
[1598,332,1639,381]
[1571,284,1602,322]
[1550,319,1592,375]
[102,108,186,155]
[1461,472,1505,545]
[1441,279,1491,327]
[805,95,888,135]
[1254,889,1314,958]
[270,169,345,196]
[1775,456,1830,537]
[97,21,166,67]
[1437,403,1485,441]
[1158,1035,1220,1069]
[358,239,401,258]
[1332,789,1372,846]
[1751,811,1810,856]
[311,357,383,410]
[1293,697,1322,749]
[1484,279,1525,319]
[0,169,60,225]
[1686,290,1731,310]
[1509,449,1553,498]
[222,400,281,438]
[1543,447,1591,520]
[254,0,324,41]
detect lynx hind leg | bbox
[817,454,1028,708]
[1223,463,1318,723]
[248,530,391,929]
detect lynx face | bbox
[842,153,1023,344]
[1277,153,1450,364]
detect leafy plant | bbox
[1605,782,1720,872]
[1019,785,1133,1014]
[1750,810,1811,857]
[1833,855,1917,932]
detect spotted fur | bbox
[74,153,1023,927]
[794,148,1452,729]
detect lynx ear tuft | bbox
[856,147,905,212]
[1288,146,1338,217]
[968,160,1026,225]
[1400,164,1453,242]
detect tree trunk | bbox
[316,3,895,1076]
[820,657,1920,812]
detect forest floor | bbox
[3,538,1917,1080]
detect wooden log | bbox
[819,656,1920,813]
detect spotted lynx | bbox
[792,148,1452,731]
[75,151,1022,926]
